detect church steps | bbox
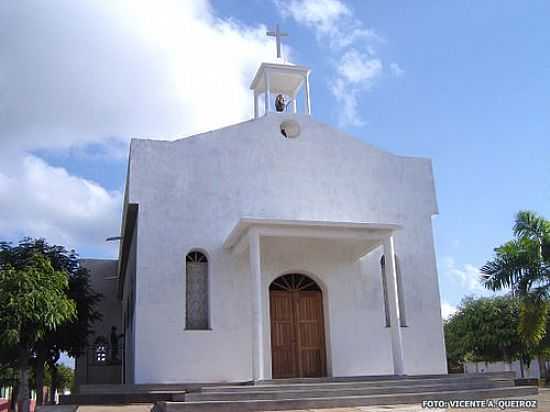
[183,381,510,401]
[78,383,244,395]
[200,374,512,393]
[76,373,515,395]
[158,386,538,412]
[61,391,187,405]
[254,371,515,384]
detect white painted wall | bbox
[125,112,446,383]
[465,360,545,379]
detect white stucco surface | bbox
[465,359,547,379]
[122,112,447,383]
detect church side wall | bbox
[122,219,137,384]
[394,217,447,375]
[75,259,121,386]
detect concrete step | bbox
[256,371,515,384]
[60,392,187,405]
[183,380,510,401]
[158,386,538,412]
[201,374,512,393]
[78,383,248,395]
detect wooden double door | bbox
[269,274,327,378]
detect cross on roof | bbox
[266,24,288,59]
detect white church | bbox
[75,31,448,387]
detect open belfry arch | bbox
[250,62,311,118]
[251,25,311,118]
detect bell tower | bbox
[250,25,311,118]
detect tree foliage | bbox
[30,363,74,394]
[52,364,74,393]
[481,210,550,347]
[444,295,523,369]
[0,251,76,409]
[1,239,102,355]
[0,253,76,349]
[0,238,102,408]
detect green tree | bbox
[1,239,102,405]
[444,296,524,372]
[481,210,550,376]
[0,253,76,412]
[51,364,74,395]
[0,344,18,411]
[444,311,468,373]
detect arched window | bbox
[380,255,407,327]
[186,251,209,330]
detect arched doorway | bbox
[269,273,327,378]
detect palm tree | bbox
[481,211,550,377]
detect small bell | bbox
[275,94,286,112]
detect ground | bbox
[274,388,550,411]
[38,388,550,412]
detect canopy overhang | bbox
[250,63,310,96]
[224,217,401,259]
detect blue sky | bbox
[1,0,549,342]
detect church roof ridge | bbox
[128,116,260,146]
[129,114,433,164]
[127,114,433,168]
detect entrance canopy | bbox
[224,217,401,260]
[224,217,405,380]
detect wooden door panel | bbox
[270,277,326,379]
[298,322,322,347]
[295,291,326,377]
[300,349,323,377]
[270,291,297,378]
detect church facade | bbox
[77,60,447,385]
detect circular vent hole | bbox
[280,120,301,139]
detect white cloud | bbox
[330,80,364,127]
[0,0,275,153]
[390,62,405,77]
[330,50,382,127]
[276,0,379,49]
[0,1,279,253]
[441,257,484,292]
[441,301,458,320]
[338,50,383,84]
[279,0,350,28]
[275,0,391,127]
[0,155,121,255]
